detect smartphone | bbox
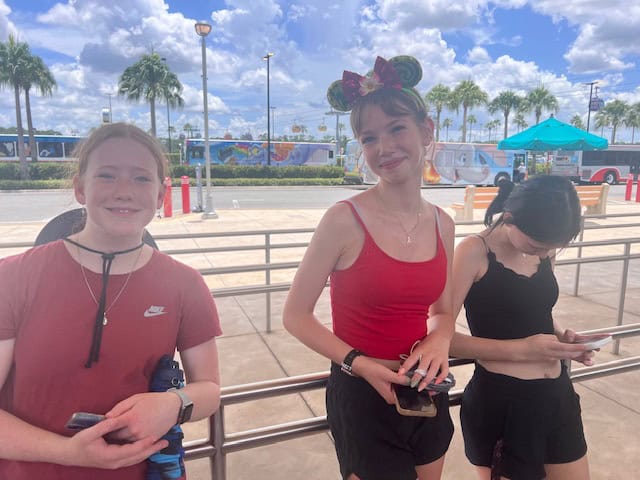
[65,412,106,430]
[392,384,437,417]
[573,335,613,350]
[405,371,456,393]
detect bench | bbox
[451,183,610,221]
[451,186,499,221]
[575,183,610,215]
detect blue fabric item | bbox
[147,355,186,480]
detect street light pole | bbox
[195,21,218,219]
[263,52,274,166]
[584,81,598,132]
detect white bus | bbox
[550,145,640,184]
[344,140,523,186]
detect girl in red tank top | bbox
[283,55,456,480]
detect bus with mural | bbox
[344,139,524,186]
[550,145,640,184]
[0,134,82,161]
[183,139,336,166]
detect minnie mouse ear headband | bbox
[326,55,423,112]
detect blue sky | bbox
[1,0,639,142]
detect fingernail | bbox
[410,378,419,388]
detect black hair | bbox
[484,176,582,244]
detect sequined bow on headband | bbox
[342,56,402,104]
[326,55,423,112]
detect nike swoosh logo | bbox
[144,306,167,318]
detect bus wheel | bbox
[603,171,617,185]
[494,173,510,186]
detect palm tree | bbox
[442,118,453,141]
[449,80,488,143]
[118,52,184,137]
[514,113,528,132]
[594,111,610,137]
[23,54,56,162]
[624,103,640,143]
[488,90,522,139]
[570,115,585,130]
[467,114,477,142]
[425,84,451,142]
[0,35,31,179]
[183,123,194,138]
[522,86,558,124]
[485,119,501,142]
[598,99,628,144]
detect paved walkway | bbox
[1,199,639,480]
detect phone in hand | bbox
[573,335,613,350]
[392,384,437,417]
[405,371,456,393]
[65,412,106,430]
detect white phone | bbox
[573,335,613,350]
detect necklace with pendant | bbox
[399,210,422,246]
[65,237,144,368]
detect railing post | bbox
[572,216,586,296]
[265,233,272,333]
[614,242,631,355]
[211,407,226,480]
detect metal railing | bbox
[1,212,639,479]
[185,323,640,480]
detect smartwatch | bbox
[340,349,364,376]
[167,388,194,424]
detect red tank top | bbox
[330,201,447,360]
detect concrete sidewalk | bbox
[1,200,639,479]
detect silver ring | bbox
[414,368,427,377]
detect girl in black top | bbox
[451,176,608,480]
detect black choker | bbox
[64,238,145,368]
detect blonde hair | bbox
[74,123,168,181]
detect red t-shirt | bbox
[0,240,222,479]
[330,201,447,360]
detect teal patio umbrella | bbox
[498,116,608,151]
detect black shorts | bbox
[460,363,587,480]
[326,363,454,480]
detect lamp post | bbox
[195,21,217,219]
[262,52,274,166]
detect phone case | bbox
[65,412,106,430]
[575,336,612,350]
[393,385,437,417]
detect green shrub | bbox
[169,164,343,179]
[0,163,21,180]
[0,179,72,190]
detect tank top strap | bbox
[338,200,371,236]
[471,233,491,254]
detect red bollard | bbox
[181,176,190,214]
[163,177,173,217]
[625,174,634,201]
[636,178,640,203]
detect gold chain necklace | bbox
[398,211,422,246]
[374,190,424,246]
[78,244,143,326]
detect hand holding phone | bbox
[65,412,106,430]
[392,384,437,417]
[405,371,456,393]
[572,335,612,350]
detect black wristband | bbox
[340,349,364,376]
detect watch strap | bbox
[340,349,364,376]
[167,387,193,424]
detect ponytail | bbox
[484,180,515,227]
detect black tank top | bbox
[464,237,557,340]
